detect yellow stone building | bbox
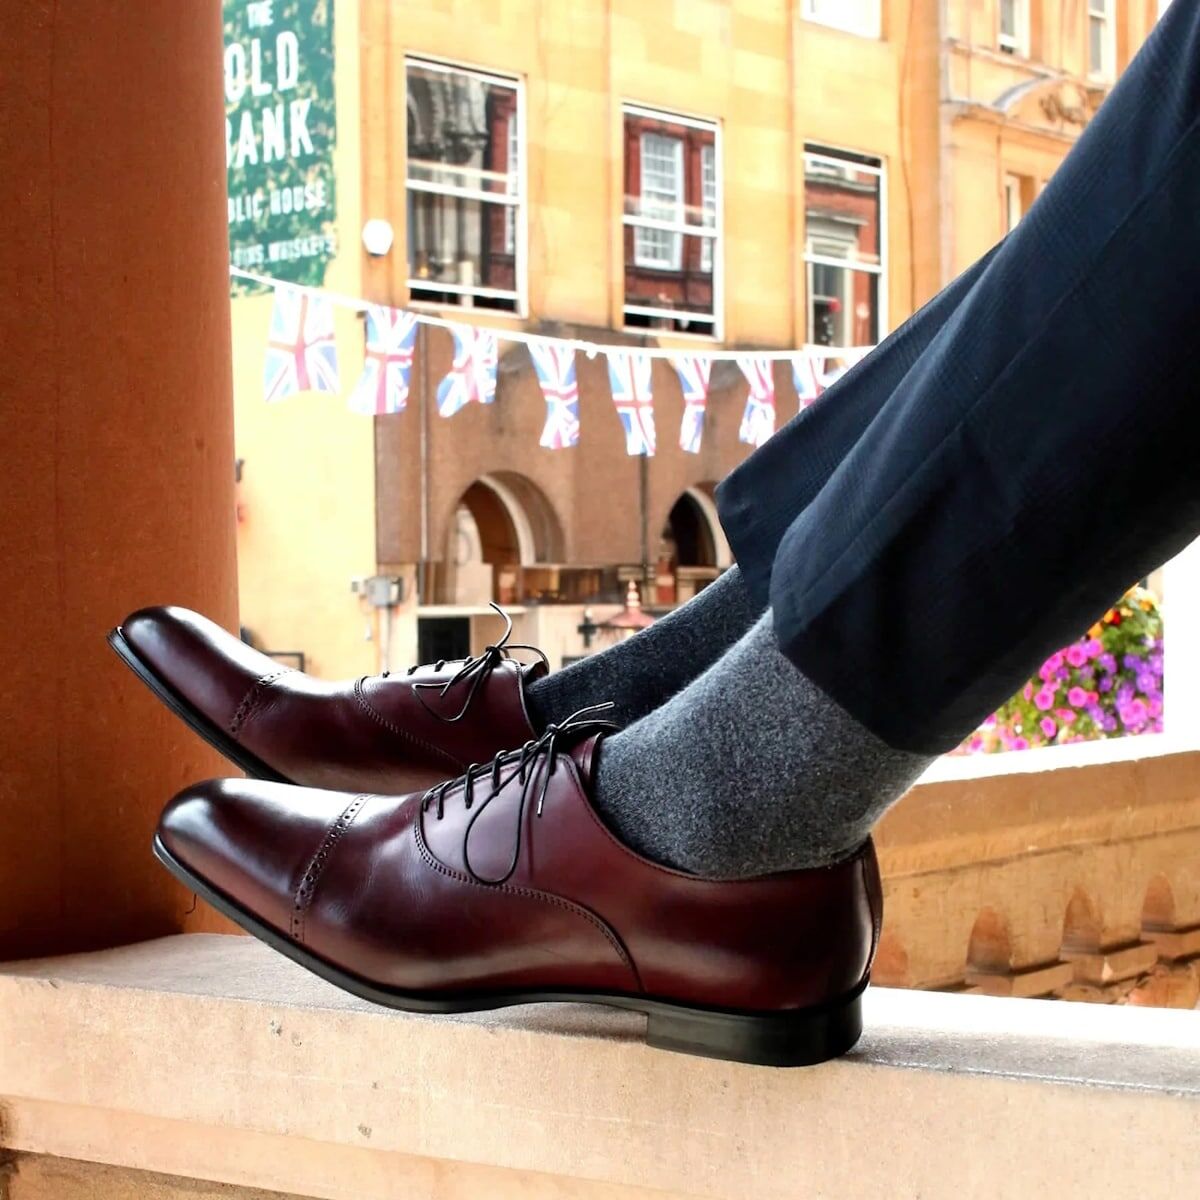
[229,0,1161,679]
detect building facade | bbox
[229,0,1161,678]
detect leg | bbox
[720,0,1200,753]
[594,5,1200,874]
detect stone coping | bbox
[2,935,1199,1199]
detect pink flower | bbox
[982,712,998,729]
[1045,652,1064,672]
[1149,698,1164,718]
[1034,690,1055,711]
[1066,645,1088,668]
[1022,684,1034,701]
[1088,691,1099,705]
[1040,718,1058,738]
[1086,638,1104,659]
[1011,737,1030,751]
[1056,708,1076,724]
[1068,686,1089,708]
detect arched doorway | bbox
[444,472,564,607]
[656,486,732,604]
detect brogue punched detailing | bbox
[290,794,369,944]
[229,670,292,737]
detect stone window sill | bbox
[2,935,1198,1199]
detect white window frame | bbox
[404,55,526,315]
[801,0,881,40]
[621,103,723,338]
[803,146,887,348]
[998,0,1029,56]
[1087,0,1116,81]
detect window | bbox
[802,0,881,40]
[999,0,1028,56]
[1088,0,1115,80]
[804,146,885,348]
[405,58,523,313]
[1004,175,1022,233]
[635,133,685,269]
[623,106,720,336]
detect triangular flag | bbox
[672,355,713,454]
[263,285,340,402]
[792,353,821,411]
[817,354,849,390]
[436,325,498,417]
[737,357,776,448]
[529,339,580,449]
[607,350,656,456]
[348,306,417,415]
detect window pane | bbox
[623,108,720,333]
[624,116,717,231]
[807,264,880,347]
[406,62,519,197]
[624,231,717,332]
[407,192,518,310]
[406,60,520,311]
[804,151,882,268]
[700,144,717,272]
[1000,0,1017,36]
[804,0,880,38]
[1089,17,1104,72]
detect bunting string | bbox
[237,266,874,453]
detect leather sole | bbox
[152,833,866,1068]
[108,627,291,784]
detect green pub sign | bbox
[224,0,337,292]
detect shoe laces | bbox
[421,703,619,885]
[380,604,548,723]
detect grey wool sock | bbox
[591,612,932,878]
[526,565,761,730]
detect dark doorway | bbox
[418,616,470,664]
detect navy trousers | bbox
[716,0,1200,754]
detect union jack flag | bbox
[436,325,498,418]
[817,354,849,390]
[737,356,776,448]
[607,350,656,456]
[672,355,713,454]
[263,285,340,402]
[347,306,418,415]
[529,339,580,450]
[792,353,821,411]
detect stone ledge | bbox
[1,935,1199,1200]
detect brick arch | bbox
[447,471,566,567]
[650,482,732,571]
[967,907,1012,975]
[1142,874,1177,934]
[1062,888,1102,955]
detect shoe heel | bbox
[644,986,865,1067]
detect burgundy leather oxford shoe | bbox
[110,606,544,793]
[153,712,882,1066]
